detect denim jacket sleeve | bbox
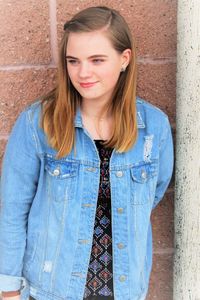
[152,115,174,209]
[0,108,40,291]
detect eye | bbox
[66,59,79,65]
[92,58,105,64]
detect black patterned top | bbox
[83,140,114,299]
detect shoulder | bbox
[9,99,42,134]
[13,99,43,134]
[12,99,43,142]
[136,96,170,128]
[23,99,42,122]
[136,96,171,139]
[136,96,169,121]
[5,100,44,155]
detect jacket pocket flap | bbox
[130,162,157,183]
[45,159,78,179]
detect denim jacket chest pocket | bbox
[44,158,79,202]
[130,161,158,205]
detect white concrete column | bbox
[174,1,200,299]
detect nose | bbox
[79,62,92,78]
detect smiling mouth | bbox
[79,82,98,88]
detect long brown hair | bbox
[41,6,137,158]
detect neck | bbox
[81,98,112,120]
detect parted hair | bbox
[41,6,137,158]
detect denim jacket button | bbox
[119,275,126,282]
[86,167,96,172]
[53,169,60,176]
[141,170,147,179]
[117,243,125,249]
[117,207,124,214]
[116,171,123,177]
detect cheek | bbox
[106,63,121,76]
[102,68,121,86]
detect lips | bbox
[79,81,98,88]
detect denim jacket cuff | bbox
[0,274,26,292]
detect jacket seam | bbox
[26,108,42,157]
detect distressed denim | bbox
[0,97,174,300]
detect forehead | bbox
[66,30,116,56]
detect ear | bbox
[121,48,132,68]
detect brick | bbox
[0,0,51,65]
[127,0,177,58]
[0,68,57,134]
[147,253,173,300]
[137,62,176,124]
[57,0,177,58]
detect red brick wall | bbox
[0,1,176,299]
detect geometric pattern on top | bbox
[83,140,114,298]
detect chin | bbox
[79,92,101,100]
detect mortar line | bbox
[0,134,9,140]
[166,187,174,194]
[49,0,58,65]
[154,247,174,255]
[137,56,177,64]
[0,57,177,71]
[0,64,57,71]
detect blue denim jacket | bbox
[0,97,173,300]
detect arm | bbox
[152,116,174,209]
[0,108,41,293]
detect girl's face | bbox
[66,30,131,104]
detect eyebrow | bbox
[66,54,108,59]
